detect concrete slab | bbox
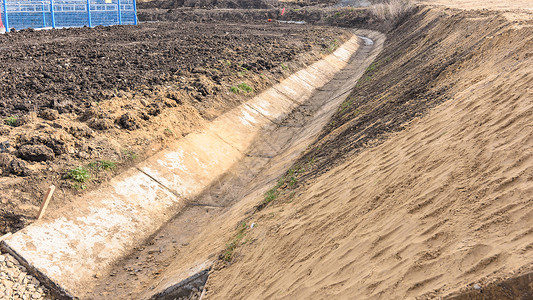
[1,168,181,298]
[307,59,338,78]
[245,92,297,123]
[293,68,329,88]
[138,130,242,199]
[207,102,273,150]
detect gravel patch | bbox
[0,251,52,300]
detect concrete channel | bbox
[1,29,385,299]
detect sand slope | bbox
[420,0,533,12]
[204,4,533,300]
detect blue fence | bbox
[1,0,137,31]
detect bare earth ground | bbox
[0,22,349,234]
[1,0,532,299]
[201,3,533,300]
[420,0,533,12]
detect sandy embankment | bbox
[203,4,533,300]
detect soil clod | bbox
[17,145,55,162]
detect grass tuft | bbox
[88,160,116,171]
[237,83,254,93]
[122,150,138,160]
[230,83,254,94]
[222,221,248,262]
[259,166,302,210]
[164,128,173,136]
[326,39,339,53]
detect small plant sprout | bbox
[88,160,116,171]
[339,98,354,113]
[237,66,249,77]
[4,117,17,127]
[73,183,87,190]
[259,166,302,209]
[230,83,254,94]
[263,189,278,205]
[122,150,138,160]
[66,166,90,183]
[237,83,254,93]
[326,39,339,53]
[222,221,248,262]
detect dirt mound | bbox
[137,5,412,33]
[138,0,279,10]
[202,5,533,299]
[0,22,350,234]
[420,0,533,11]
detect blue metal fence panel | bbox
[1,0,136,31]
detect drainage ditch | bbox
[83,29,385,299]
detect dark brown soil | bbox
[0,21,350,234]
[136,0,338,10]
[138,0,279,10]
[137,6,407,34]
[447,270,533,300]
[0,23,341,117]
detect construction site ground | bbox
[0,0,532,299]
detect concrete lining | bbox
[0,34,361,298]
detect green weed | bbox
[4,117,17,127]
[326,39,339,53]
[359,56,390,86]
[237,66,249,77]
[230,83,254,94]
[366,61,380,73]
[122,150,138,160]
[330,12,342,19]
[222,221,248,262]
[237,83,254,93]
[73,183,87,190]
[260,166,302,209]
[263,188,278,205]
[230,86,240,94]
[88,160,116,171]
[164,128,173,135]
[66,166,90,183]
[339,98,354,113]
